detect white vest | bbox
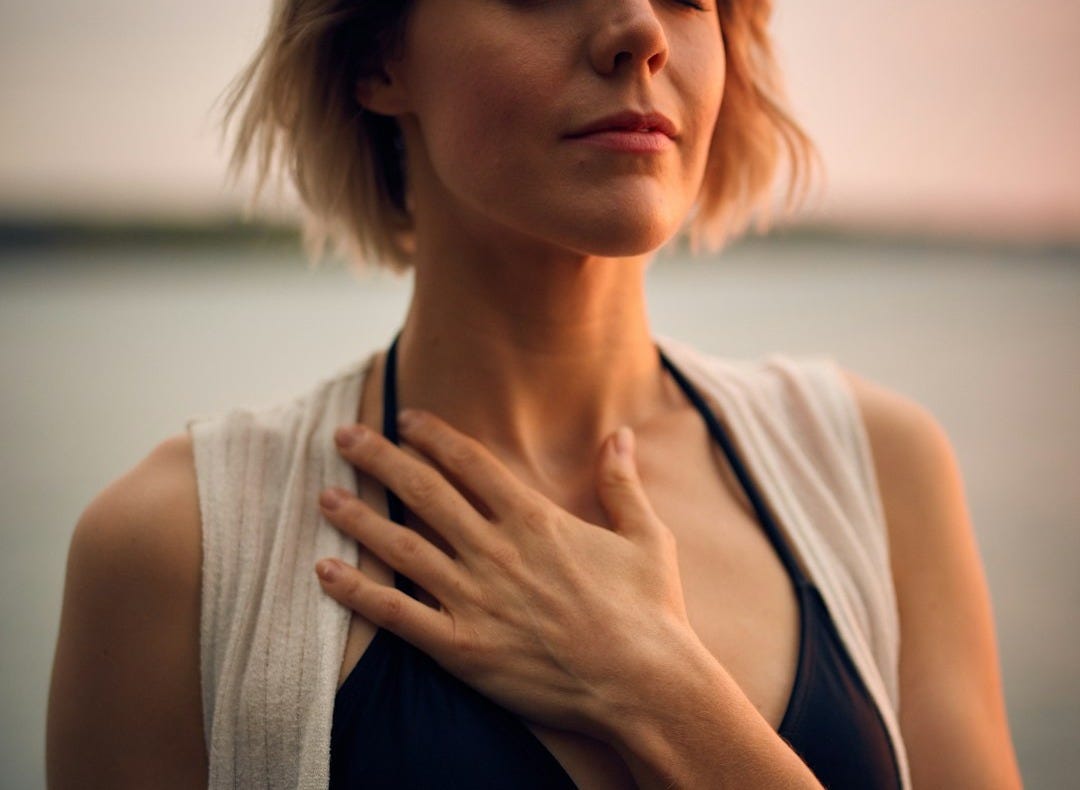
[187,334,911,789]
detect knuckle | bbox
[450,572,477,605]
[450,622,484,659]
[487,541,523,572]
[444,440,477,471]
[341,498,371,529]
[387,529,422,564]
[358,434,387,464]
[403,469,440,509]
[604,466,635,487]
[377,592,406,628]
[519,504,552,534]
[470,584,495,614]
[342,575,369,608]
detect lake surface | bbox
[2,236,1077,788]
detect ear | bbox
[355,65,410,116]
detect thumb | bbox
[594,426,660,543]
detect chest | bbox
[335,415,804,789]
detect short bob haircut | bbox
[224,0,821,274]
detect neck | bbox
[391,233,675,495]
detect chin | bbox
[559,207,681,258]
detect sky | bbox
[1,0,1078,242]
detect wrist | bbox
[586,617,712,747]
[585,620,823,789]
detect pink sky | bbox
[1,1,1078,242]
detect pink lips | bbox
[565,110,678,153]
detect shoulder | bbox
[834,367,1024,787]
[66,436,203,600]
[835,367,954,481]
[48,433,206,786]
[833,366,967,594]
[65,429,202,637]
[833,367,964,574]
[70,432,201,587]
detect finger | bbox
[396,408,543,521]
[319,487,474,606]
[315,557,453,658]
[594,426,664,545]
[334,424,484,552]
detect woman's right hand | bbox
[315,410,697,742]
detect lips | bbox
[566,110,678,140]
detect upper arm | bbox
[840,368,1024,790]
[46,433,208,789]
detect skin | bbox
[45,0,1025,787]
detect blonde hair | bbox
[223,0,821,273]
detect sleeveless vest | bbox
[187,334,912,789]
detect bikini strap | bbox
[380,329,418,598]
[656,345,811,590]
[375,334,809,597]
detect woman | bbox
[47,0,1023,788]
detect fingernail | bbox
[614,426,634,457]
[320,488,343,510]
[337,425,372,448]
[398,409,418,432]
[316,559,339,582]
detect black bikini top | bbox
[329,331,902,789]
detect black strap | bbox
[380,329,417,597]
[375,329,807,596]
[657,346,809,588]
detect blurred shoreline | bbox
[1,216,1077,261]
[2,225,1076,789]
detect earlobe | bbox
[355,68,409,116]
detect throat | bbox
[388,328,677,478]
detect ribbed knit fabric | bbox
[186,334,911,789]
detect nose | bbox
[588,0,670,78]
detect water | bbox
[2,237,1077,788]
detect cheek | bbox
[676,34,726,188]
[413,42,554,198]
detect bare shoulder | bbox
[837,368,1023,788]
[47,432,207,789]
[73,432,202,573]
[835,367,964,554]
